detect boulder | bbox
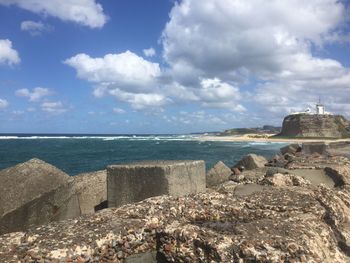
[0,159,80,234]
[262,173,310,187]
[73,170,107,214]
[302,142,328,155]
[234,154,267,170]
[280,144,301,155]
[231,167,241,175]
[206,161,232,187]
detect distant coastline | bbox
[198,133,350,143]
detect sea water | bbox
[0,134,287,175]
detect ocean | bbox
[0,134,287,175]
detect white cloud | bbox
[0,0,107,28]
[162,0,345,79]
[65,51,167,110]
[20,20,53,35]
[143,47,156,57]
[109,89,170,110]
[198,78,244,110]
[113,107,126,114]
[41,101,68,114]
[15,87,50,102]
[64,0,350,119]
[0,98,8,109]
[64,51,160,87]
[160,0,350,117]
[0,39,20,65]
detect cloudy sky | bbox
[0,0,350,134]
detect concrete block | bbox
[107,160,205,208]
[302,142,328,155]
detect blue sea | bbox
[0,134,287,175]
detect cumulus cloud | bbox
[64,51,160,87]
[64,0,350,119]
[15,87,50,102]
[0,39,20,65]
[198,78,244,110]
[143,47,156,57]
[0,0,107,28]
[41,101,68,114]
[65,51,167,110]
[20,20,53,35]
[161,0,350,118]
[0,98,8,109]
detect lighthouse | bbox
[316,100,325,115]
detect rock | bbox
[234,154,267,170]
[266,167,291,177]
[229,173,245,183]
[0,159,80,234]
[206,161,232,187]
[327,141,350,158]
[277,114,350,138]
[280,144,301,155]
[262,173,310,187]
[216,181,238,193]
[302,142,328,155]
[231,167,241,175]
[107,160,206,208]
[3,169,350,262]
[233,183,270,196]
[73,170,107,214]
[283,153,295,161]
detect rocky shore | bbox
[1,141,350,262]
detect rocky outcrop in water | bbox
[278,114,350,138]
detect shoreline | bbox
[197,134,350,143]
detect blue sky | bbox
[0,0,350,134]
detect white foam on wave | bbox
[0,135,199,141]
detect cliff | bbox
[278,114,350,138]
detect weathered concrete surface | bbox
[280,143,301,155]
[0,179,80,235]
[2,163,350,262]
[73,170,107,214]
[302,142,328,155]
[0,161,107,235]
[234,153,267,170]
[0,159,81,234]
[206,161,231,187]
[328,141,350,158]
[107,160,205,208]
[0,158,69,217]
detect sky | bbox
[0,0,350,134]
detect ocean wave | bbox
[0,135,199,141]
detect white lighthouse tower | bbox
[316,99,325,115]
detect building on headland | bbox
[278,99,350,138]
[316,101,325,115]
[290,100,331,116]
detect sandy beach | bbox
[198,134,350,143]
